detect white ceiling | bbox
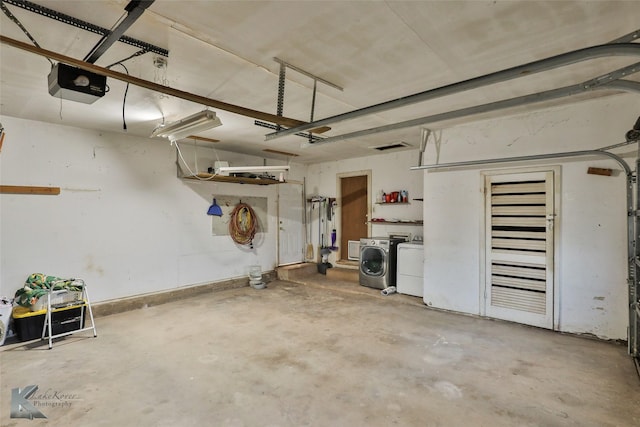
[1,1,638,164]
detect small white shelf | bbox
[369,220,423,225]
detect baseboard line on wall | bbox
[92,271,276,318]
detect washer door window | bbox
[360,246,386,276]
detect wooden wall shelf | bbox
[0,185,60,195]
[369,220,423,225]
[181,173,281,185]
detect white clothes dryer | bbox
[396,242,424,297]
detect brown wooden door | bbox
[340,175,368,260]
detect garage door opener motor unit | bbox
[48,63,107,104]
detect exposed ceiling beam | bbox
[0,35,310,129]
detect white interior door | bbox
[278,182,304,266]
[484,171,555,329]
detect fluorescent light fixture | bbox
[151,110,222,142]
[217,165,290,174]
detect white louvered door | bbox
[485,171,555,329]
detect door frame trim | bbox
[336,170,372,261]
[277,180,304,267]
[479,165,561,330]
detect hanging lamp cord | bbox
[229,202,258,248]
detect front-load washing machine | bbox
[359,237,405,289]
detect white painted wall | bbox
[0,116,304,303]
[422,93,637,340]
[423,169,481,314]
[3,92,634,341]
[306,149,425,263]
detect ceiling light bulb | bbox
[73,75,90,87]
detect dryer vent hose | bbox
[381,286,397,296]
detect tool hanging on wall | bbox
[309,196,331,263]
[320,198,326,251]
[304,179,314,261]
[229,201,257,249]
[207,198,223,216]
[0,122,4,153]
[310,196,324,262]
[330,200,338,251]
[307,202,315,261]
[320,198,331,263]
[321,198,326,248]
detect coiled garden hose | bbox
[229,202,258,248]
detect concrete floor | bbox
[1,278,639,426]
